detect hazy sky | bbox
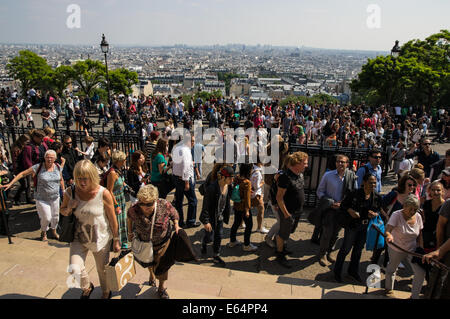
[0,0,448,51]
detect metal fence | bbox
[0,124,383,208]
[289,142,376,207]
[0,124,145,165]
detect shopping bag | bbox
[366,215,385,251]
[105,251,136,292]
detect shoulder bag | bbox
[58,185,77,243]
[131,201,157,265]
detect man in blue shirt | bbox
[314,155,358,267]
[356,149,383,193]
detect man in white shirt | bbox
[172,136,199,228]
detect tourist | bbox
[106,150,129,249]
[200,166,234,267]
[2,150,64,241]
[274,152,308,268]
[127,150,149,204]
[127,185,195,299]
[384,194,426,299]
[61,160,120,299]
[228,163,257,252]
[333,173,382,283]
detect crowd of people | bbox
[0,86,449,299]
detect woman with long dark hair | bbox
[127,150,149,204]
[228,163,258,252]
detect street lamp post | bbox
[100,34,111,107]
[388,40,401,108]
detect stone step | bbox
[0,237,411,299]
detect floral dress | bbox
[113,172,128,249]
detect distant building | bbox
[153,84,172,96]
[202,81,226,96]
[132,80,153,97]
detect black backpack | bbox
[269,170,285,205]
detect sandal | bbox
[149,279,156,287]
[40,232,48,242]
[51,230,60,240]
[158,288,170,299]
[80,282,94,299]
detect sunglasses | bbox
[423,143,431,146]
[407,183,417,187]
[139,201,155,207]
[371,156,382,159]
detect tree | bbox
[280,94,339,107]
[108,68,139,96]
[351,30,450,111]
[217,72,243,96]
[69,59,106,98]
[42,65,73,97]
[6,50,51,96]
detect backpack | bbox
[269,170,285,205]
[100,167,115,187]
[31,142,49,165]
[33,162,61,189]
[230,183,241,203]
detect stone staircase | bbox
[0,236,410,299]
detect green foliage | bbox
[195,90,223,101]
[91,88,109,104]
[48,65,73,97]
[351,30,450,110]
[280,94,339,107]
[108,68,139,96]
[6,50,52,96]
[217,72,244,96]
[69,59,106,98]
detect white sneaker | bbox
[243,243,258,252]
[265,235,275,248]
[258,227,269,234]
[227,240,242,248]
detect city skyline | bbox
[0,0,448,51]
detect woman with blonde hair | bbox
[127,184,193,299]
[410,166,427,204]
[106,150,129,249]
[61,159,120,299]
[384,194,426,299]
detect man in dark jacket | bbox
[407,138,440,177]
[61,135,83,186]
[199,166,234,267]
[313,154,358,267]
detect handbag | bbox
[105,251,136,292]
[366,215,385,251]
[58,185,77,243]
[131,201,157,265]
[335,208,353,228]
[160,172,175,196]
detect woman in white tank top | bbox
[60,160,120,299]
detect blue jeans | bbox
[174,176,197,226]
[334,222,367,276]
[202,220,224,256]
